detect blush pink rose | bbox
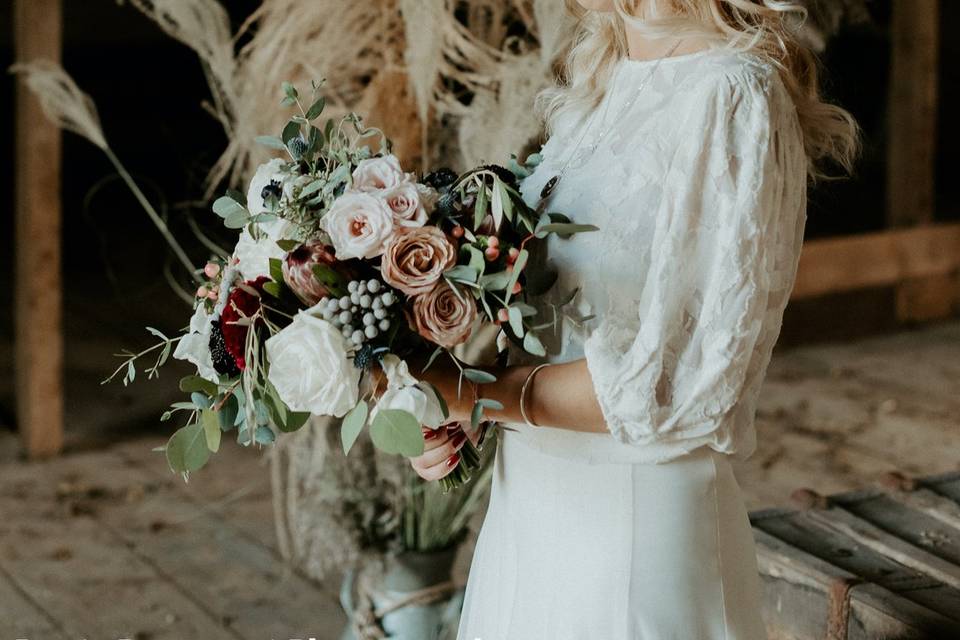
[382,182,437,227]
[352,154,409,191]
[321,191,396,259]
[381,227,457,296]
[407,280,477,349]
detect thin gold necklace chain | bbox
[538,40,683,207]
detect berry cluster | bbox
[316,278,398,347]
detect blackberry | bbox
[260,180,282,202]
[424,167,458,190]
[209,320,240,378]
[353,343,375,369]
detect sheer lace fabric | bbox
[511,48,807,463]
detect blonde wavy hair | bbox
[539,0,860,180]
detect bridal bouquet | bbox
[109,81,595,490]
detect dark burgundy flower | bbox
[220,276,270,370]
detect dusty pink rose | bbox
[381,227,457,296]
[382,182,437,227]
[282,241,349,306]
[407,280,477,349]
[352,154,408,191]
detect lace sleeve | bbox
[582,65,806,446]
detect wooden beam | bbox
[14,0,64,458]
[887,0,940,227]
[792,223,960,300]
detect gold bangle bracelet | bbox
[519,363,551,428]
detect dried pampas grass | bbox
[10,60,108,150]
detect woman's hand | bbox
[408,422,470,481]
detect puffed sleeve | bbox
[582,65,807,447]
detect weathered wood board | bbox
[753,473,960,639]
[0,438,346,640]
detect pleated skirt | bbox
[457,430,768,640]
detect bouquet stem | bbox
[438,438,483,493]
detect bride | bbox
[407,0,858,637]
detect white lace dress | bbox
[457,48,806,640]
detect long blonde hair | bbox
[539,0,860,180]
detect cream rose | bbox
[265,312,360,417]
[351,154,409,191]
[381,227,457,296]
[320,191,397,260]
[407,281,477,349]
[382,182,436,227]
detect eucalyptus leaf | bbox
[224,211,250,229]
[470,401,484,431]
[305,96,326,120]
[191,391,212,410]
[212,196,247,219]
[444,265,478,283]
[276,239,300,252]
[254,135,287,150]
[490,177,504,229]
[477,398,504,411]
[218,394,238,432]
[463,368,496,384]
[523,331,546,357]
[282,120,301,145]
[255,425,276,445]
[479,270,512,291]
[369,409,424,456]
[299,179,325,198]
[341,400,368,455]
[165,422,211,475]
[507,305,524,338]
[179,375,219,396]
[504,248,528,304]
[535,222,600,239]
[201,409,221,453]
[473,180,488,229]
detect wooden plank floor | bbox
[1,321,958,638]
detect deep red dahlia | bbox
[220,276,270,370]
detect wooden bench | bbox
[752,471,960,639]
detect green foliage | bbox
[166,422,211,477]
[369,409,424,457]
[341,400,368,455]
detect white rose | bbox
[351,154,409,191]
[265,312,360,418]
[246,158,289,216]
[382,182,436,227]
[371,354,445,428]
[233,217,294,281]
[173,304,218,382]
[320,191,396,259]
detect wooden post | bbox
[887,0,939,228]
[888,0,942,323]
[14,0,64,458]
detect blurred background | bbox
[2,1,958,639]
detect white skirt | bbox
[457,428,768,640]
